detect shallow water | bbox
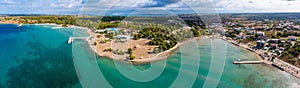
[0,24,299,88]
[93,38,300,88]
[0,24,85,87]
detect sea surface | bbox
[0,24,299,88]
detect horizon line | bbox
[2,12,300,16]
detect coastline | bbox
[0,22,200,63]
[221,37,300,79]
[9,23,300,79]
[221,38,266,62]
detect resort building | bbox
[94,28,119,33]
[115,35,131,42]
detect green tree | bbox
[129,54,135,60]
[128,48,133,54]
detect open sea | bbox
[0,24,299,88]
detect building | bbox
[256,40,266,49]
[115,35,131,42]
[94,30,105,33]
[269,39,280,43]
[246,30,254,35]
[237,32,246,39]
[288,36,297,41]
[233,27,243,31]
[94,28,119,33]
[256,31,265,36]
[270,43,278,50]
[257,36,268,41]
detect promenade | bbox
[273,58,300,78]
[222,37,300,79]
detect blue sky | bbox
[1,0,300,15]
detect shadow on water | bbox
[4,41,80,88]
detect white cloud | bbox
[0,0,16,5]
[49,0,82,8]
[2,0,300,14]
[115,0,148,7]
[0,0,84,14]
[212,0,300,13]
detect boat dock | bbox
[233,60,264,64]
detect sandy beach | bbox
[85,30,181,63]
[73,25,204,63]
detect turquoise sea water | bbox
[0,24,299,88]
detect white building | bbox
[115,35,131,42]
[256,31,265,36]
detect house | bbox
[264,19,269,22]
[246,30,254,35]
[269,39,280,43]
[254,26,263,30]
[286,30,294,33]
[221,29,228,35]
[237,32,246,39]
[293,25,300,30]
[288,36,297,41]
[233,27,243,31]
[270,43,278,50]
[257,36,268,41]
[256,31,265,36]
[256,40,266,49]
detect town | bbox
[217,13,300,78]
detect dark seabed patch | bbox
[4,41,80,88]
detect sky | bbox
[1,0,300,15]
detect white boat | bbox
[17,24,22,27]
[51,27,64,29]
[68,37,74,44]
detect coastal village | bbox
[1,14,300,79]
[218,16,300,78]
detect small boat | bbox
[17,24,23,27]
[68,37,74,44]
[51,27,65,29]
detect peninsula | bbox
[0,15,207,63]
